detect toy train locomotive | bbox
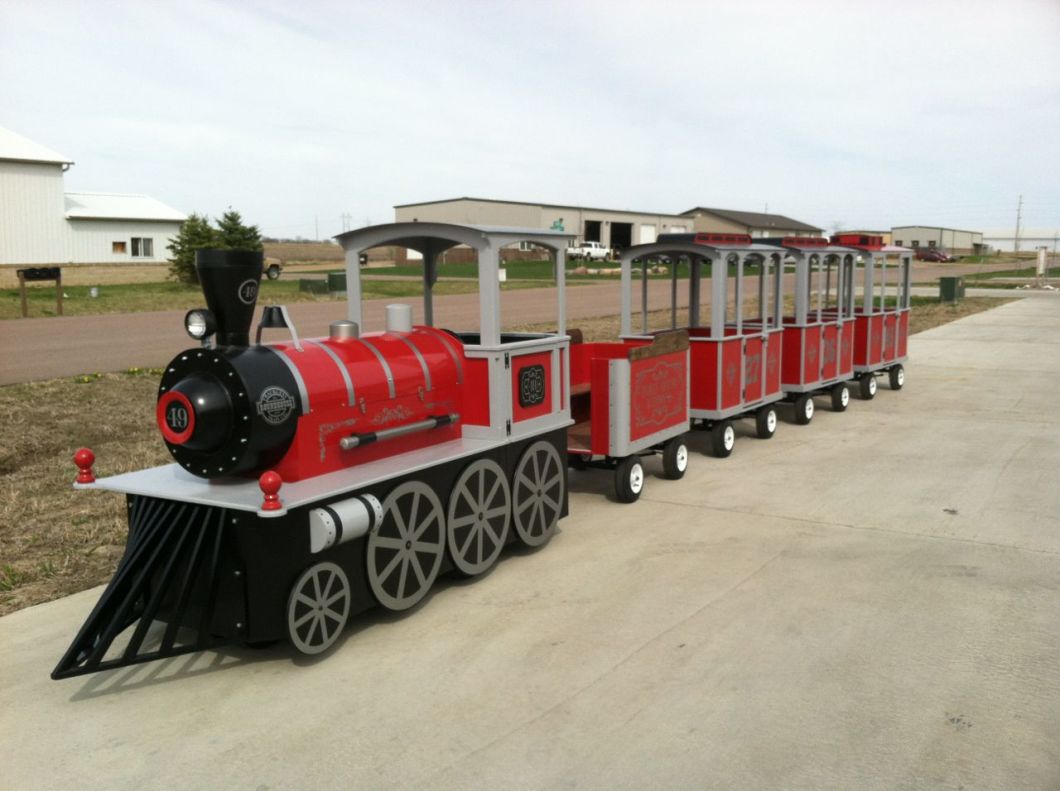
[53,223,910,680]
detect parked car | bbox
[264,253,368,280]
[915,248,955,262]
[567,241,612,261]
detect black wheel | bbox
[367,481,445,611]
[710,421,735,458]
[858,372,877,400]
[755,406,777,439]
[568,453,589,471]
[446,459,510,577]
[614,456,644,503]
[794,394,814,425]
[265,264,281,280]
[831,383,850,412]
[286,562,351,656]
[512,440,565,547]
[661,437,688,480]
[889,365,905,390]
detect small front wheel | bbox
[889,365,905,390]
[710,421,736,458]
[859,372,877,400]
[794,394,814,425]
[614,456,644,503]
[265,264,281,280]
[831,383,850,412]
[661,437,688,480]
[755,406,777,439]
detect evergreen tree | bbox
[167,213,218,285]
[216,209,263,252]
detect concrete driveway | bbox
[2,297,1059,790]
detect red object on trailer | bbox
[567,330,690,502]
[760,237,857,422]
[841,240,913,398]
[619,237,787,457]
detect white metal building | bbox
[891,225,983,255]
[0,127,185,267]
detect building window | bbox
[895,240,902,246]
[112,241,127,254]
[912,240,920,248]
[928,240,936,247]
[131,237,154,257]
[518,241,536,252]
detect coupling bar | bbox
[339,413,459,451]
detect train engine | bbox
[53,248,568,679]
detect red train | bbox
[53,223,910,680]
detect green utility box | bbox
[939,276,965,303]
[326,272,347,293]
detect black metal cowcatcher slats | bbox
[51,496,229,680]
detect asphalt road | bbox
[0,260,1042,385]
[1,296,1058,789]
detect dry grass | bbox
[0,295,1014,615]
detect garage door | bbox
[638,224,657,244]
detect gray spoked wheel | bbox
[287,561,351,656]
[447,459,511,576]
[368,481,446,611]
[512,440,565,547]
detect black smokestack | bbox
[195,249,263,347]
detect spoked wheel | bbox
[614,456,645,503]
[889,364,905,390]
[859,372,877,400]
[710,421,735,458]
[794,394,815,425]
[661,436,688,480]
[446,459,511,577]
[286,561,351,656]
[755,406,777,439]
[831,383,850,412]
[512,440,565,547]
[367,481,446,611]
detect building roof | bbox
[891,225,981,235]
[681,206,822,233]
[394,196,688,220]
[64,192,186,223]
[0,126,73,165]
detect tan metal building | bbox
[394,197,823,251]
[680,207,822,239]
[891,226,983,255]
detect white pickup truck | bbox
[566,241,612,261]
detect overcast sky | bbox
[2,0,1058,239]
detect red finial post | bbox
[74,447,96,484]
[259,471,283,511]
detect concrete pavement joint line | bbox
[639,495,1060,558]
[421,546,792,783]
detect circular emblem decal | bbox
[157,390,196,444]
[256,386,296,425]
[238,279,259,305]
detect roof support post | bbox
[620,250,633,336]
[711,253,726,338]
[689,256,701,328]
[555,248,567,336]
[794,253,808,324]
[641,255,649,334]
[478,243,501,346]
[345,246,364,327]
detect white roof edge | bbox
[0,126,73,165]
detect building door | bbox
[639,224,657,244]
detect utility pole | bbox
[1014,194,1023,256]
[340,212,352,233]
